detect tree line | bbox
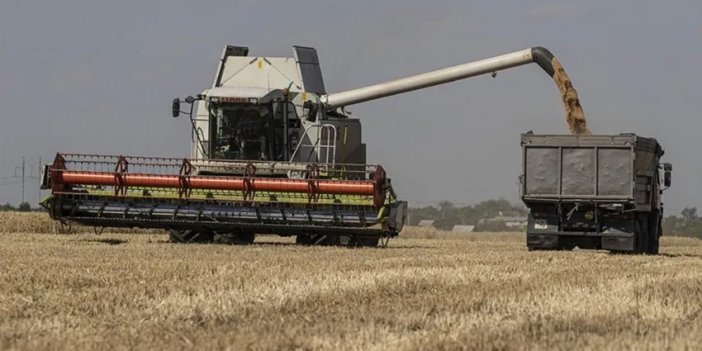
[0,202,35,212]
[409,199,702,239]
[663,207,702,239]
[408,199,527,231]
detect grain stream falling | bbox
[551,58,590,135]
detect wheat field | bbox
[1,213,701,350]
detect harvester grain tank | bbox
[42,45,578,246]
[520,133,672,254]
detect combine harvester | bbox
[42,45,573,246]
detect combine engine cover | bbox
[42,153,407,246]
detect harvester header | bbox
[42,153,404,245]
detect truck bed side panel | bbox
[597,148,632,196]
[521,134,659,203]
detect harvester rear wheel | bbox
[214,232,255,245]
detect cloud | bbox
[524,1,590,19]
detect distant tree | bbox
[662,208,702,239]
[682,207,698,222]
[438,200,455,220]
[18,202,31,212]
[438,200,454,212]
[0,203,16,211]
[407,206,441,225]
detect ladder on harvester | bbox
[289,124,337,169]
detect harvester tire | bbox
[295,235,313,245]
[354,236,380,247]
[214,232,255,245]
[297,234,380,247]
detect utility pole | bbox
[12,156,42,206]
[38,157,42,201]
[21,156,25,203]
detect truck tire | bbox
[634,215,647,254]
[633,213,660,255]
[646,211,661,255]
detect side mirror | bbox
[303,100,318,122]
[172,98,180,118]
[663,163,672,187]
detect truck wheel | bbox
[559,243,576,251]
[646,211,661,255]
[634,214,651,254]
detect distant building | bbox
[417,220,435,228]
[452,225,475,233]
[479,216,527,228]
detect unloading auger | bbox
[41,45,575,246]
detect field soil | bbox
[1,215,701,350]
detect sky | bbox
[0,0,700,213]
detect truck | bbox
[520,133,672,254]
[41,44,587,246]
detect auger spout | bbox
[321,47,556,108]
[320,46,589,135]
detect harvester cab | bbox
[173,45,366,167]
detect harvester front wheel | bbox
[214,232,255,245]
[295,234,313,245]
[296,234,380,247]
[354,236,380,247]
[295,234,380,247]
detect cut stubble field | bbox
[1,214,701,350]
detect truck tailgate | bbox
[522,135,635,201]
